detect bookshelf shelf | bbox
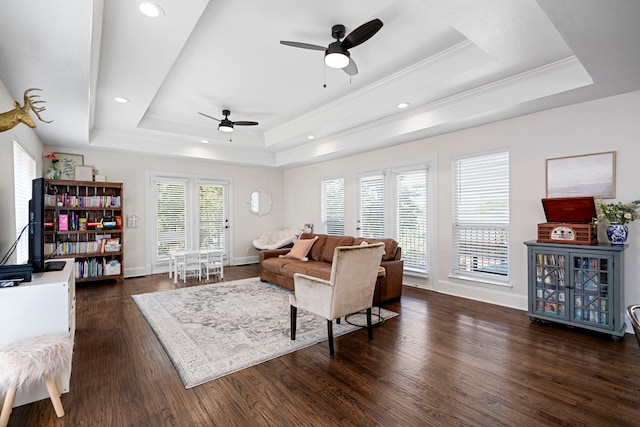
[524,241,626,340]
[45,179,124,283]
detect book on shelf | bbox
[58,214,68,231]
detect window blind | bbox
[155,181,187,260]
[452,151,509,279]
[322,178,344,235]
[358,174,385,238]
[13,141,36,264]
[199,184,225,250]
[396,169,428,273]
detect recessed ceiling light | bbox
[397,102,409,109]
[138,2,164,18]
[307,135,315,140]
[201,139,209,144]
[114,97,129,103]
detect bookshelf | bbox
[44,179,124,283]
[524,241,626,340]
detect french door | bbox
[149,174,229,274]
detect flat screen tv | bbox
[29,178,65,273]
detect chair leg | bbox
[366,307,373,341]
[336,317,341,324]
[44,378,65,418]
[290,305,297,340]
[327,319,335,358]
[0,386,17,427]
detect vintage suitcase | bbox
[537,197,598,245]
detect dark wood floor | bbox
[7,264,640,426]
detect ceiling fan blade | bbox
[280,40,326,51]
[341,18,383,50]
[233,121,259,126]
[197,112,221,122]
[343,57,358,76]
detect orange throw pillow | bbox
[283,237,318,260]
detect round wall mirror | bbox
[249,188,272,216]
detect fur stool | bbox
[0,335,73,427]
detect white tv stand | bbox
[0,259,75,407]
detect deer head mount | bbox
[0,88,52,132]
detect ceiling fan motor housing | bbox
[331,24,346,40]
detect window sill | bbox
[448,272,512,288]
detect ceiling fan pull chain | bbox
[323,58,327,88]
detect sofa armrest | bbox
[259,248,291,262]
[379,258,404,302]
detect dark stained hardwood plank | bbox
[6,264,640,426]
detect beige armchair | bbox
[628,305,640,349]
[290,242,385,357]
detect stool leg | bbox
[0,386,17,427]
[44,378,65,418]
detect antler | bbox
[23,88,53,123]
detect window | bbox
[452,150,509,281]
[395,169,428,274]
[321,178,344,235]
[357,166,431,276]
[357,173,385,238]
[13,141,36,264]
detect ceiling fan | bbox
[280,18,383,76]
[197,109,259,133]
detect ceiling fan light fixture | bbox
[218,123,234,133]
[325,43,349,69]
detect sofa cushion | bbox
[321,236,355,263]
[281,261,329,280]
[353,238,398,261]
[261,257,301,275]
[299,233,327,261]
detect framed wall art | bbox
[44,152,84,180]
[74,165,93,181]
[546,151,616,198]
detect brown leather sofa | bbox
[259,233,404,303]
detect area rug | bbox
[132,277,398,388]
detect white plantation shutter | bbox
[452,150,509,280]
[358,174,385,238]
[199,183,225,250]
[155,181,187,260]
[322,178,344,235]
[396,169,427,273]
[13,141,36,264]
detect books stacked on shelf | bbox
[75,258,121,279]
[45,193,121,208]
[44,236,122,257]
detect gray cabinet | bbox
[524,241,626,340]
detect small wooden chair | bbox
[201,249,224,281]
[0,335,73,427]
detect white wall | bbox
[284,90,640,319]
[0,80,43,264]
[40,148,286,276]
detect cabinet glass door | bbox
[532,251,568,319]
[571,255,612,328]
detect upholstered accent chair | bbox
[627,305,640,349]
[289,242,385,357]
